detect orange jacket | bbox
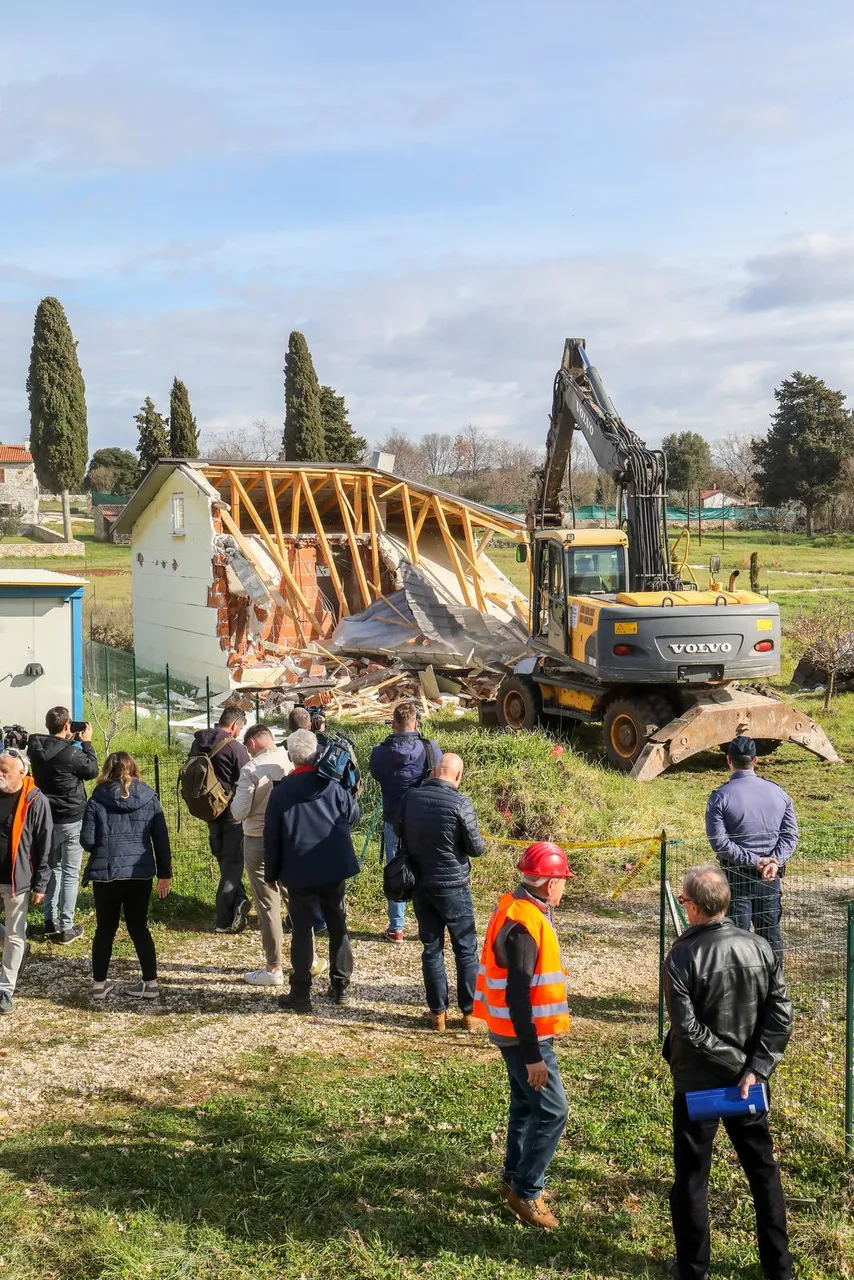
[473,892,570,1039]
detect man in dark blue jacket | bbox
[369,703,441,942]
[264,729,360,1013]
[396,753,484,1031]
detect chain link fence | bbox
[660,830,854,1154]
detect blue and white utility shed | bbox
[0,569,87,731]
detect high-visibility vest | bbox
[472,892,570,1038]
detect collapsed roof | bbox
[115,460,529,687]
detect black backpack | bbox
[382,791,418,902]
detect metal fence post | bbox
[205,677,211,729]
[103,643,109,700]
[165,664,172,748]
[846,901,854,1157]
[658,829,667,1042]
[153,754,161,799]
[255,691,261,722]
[132,653,138,732]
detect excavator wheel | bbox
[496,674,542,732]
[603,695,674,772]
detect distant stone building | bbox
[93,503,128,544]
[0,444,39,522]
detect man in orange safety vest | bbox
[473,841,575,1230]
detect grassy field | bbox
[0,525,131,631]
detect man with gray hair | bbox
[0,749,52,1014]
[264,729,360,1013]
[663,863,793,1280]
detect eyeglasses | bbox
[677,895,694,906]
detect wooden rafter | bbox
[297,472,348,615]
[218,506,309,649]
[289,478,301,536]
[224,471,316,630]
[460,507,486,612]
[475,529,495,558]
[332,472,372,609]
[353,477,364,535]
[365,476,381,592]
[431,495,474,607]
[400,484,420,567]
[263,470,287,562]
[413,497,432,542]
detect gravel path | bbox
[0,899,659,1128]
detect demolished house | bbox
[112,459,528,713]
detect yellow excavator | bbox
[492,339,839,780]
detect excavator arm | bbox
[528,338,681,593]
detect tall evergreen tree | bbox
[169,377,199,457]
[135,397,170,475]
[320,385,367,463]
[84,447,141,494]
[281,331,325,461]
[754,372,854,536]
[27,296,89,540]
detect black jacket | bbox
[264,767,360,890]
[3,778,52,896]
[27,735,99,822]
[395,778,484,889]
[81,779,172,884]
[663,918,792,1092]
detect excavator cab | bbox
[531,529,629,655]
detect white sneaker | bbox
[310,956,329,978]
[244,968,284,987]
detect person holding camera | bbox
[28,706,99,944]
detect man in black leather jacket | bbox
[395,753,484,1031]
[663,863,793,1280]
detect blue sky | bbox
[2,0,854,457]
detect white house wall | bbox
[130,472,227,690]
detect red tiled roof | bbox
[0,445,32,463]
[98,504,126,519]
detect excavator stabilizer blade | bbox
[630,687,841,782]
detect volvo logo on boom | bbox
[668,641,732,655]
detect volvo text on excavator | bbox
[492,338,839,780]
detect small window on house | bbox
[0,469,6,484]
[172,493,185,535]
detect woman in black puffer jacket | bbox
[81,752,172,1001]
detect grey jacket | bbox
[706,770,798,867]
[4,779,53,898]
[231,747,292,837]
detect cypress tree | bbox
[135,397,170,475]
[281,331,325,461]
[321,385,367,463]
[169,377,199,457]
[27,296,89,540]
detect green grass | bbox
[0,1044,849,1280]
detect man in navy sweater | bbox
[264,729,360,1014]
[369,702,441,942]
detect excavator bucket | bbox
[631,685,841,782]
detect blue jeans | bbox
[412,883,479,1014]
[724,864,783,964]
[501,1040,568,1201]
[384,822,406,932]
[44,821,84,932]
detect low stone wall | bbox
[0,539,85,557]
[23,523,69,544]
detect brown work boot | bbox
[499,1180,552,1205]
[430,1012,447,1032]
[504,1188,559,1230]
[460,1013,475,1031]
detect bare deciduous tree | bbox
[374,431,428,480]
[712,433,760,505]
[203,418,280,462]
[421,432,457,477]
[790,596,854,710]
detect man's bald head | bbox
[433,753,464,788]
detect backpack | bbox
[417,735,441,784]
[315,733,362,796]
[179,736,233,822]
[382,793,418,902]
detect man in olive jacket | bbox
[663,863,793,1280]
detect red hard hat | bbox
[517,841,576,879]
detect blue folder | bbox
[686,1082,769,1122]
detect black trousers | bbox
[670,1092,792,1280]
[92,879,157,983]
[288,881,352,996]
[208,818,248,929]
